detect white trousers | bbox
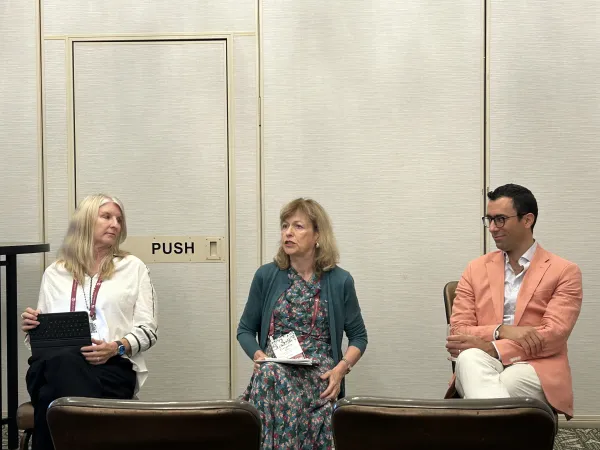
[455,348,547,404]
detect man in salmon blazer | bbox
[446,184,582,419]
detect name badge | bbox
[89,320,101,341]
[270,332,304,359]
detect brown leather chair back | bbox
[47,397,261,450]
[332,396,556,450]
[444,280,459,324]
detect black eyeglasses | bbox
[482,215,521,228]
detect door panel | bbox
[72,39,230,399]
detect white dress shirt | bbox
[492,241,538,359]
[35,255,158,392]
[502,241,538,325]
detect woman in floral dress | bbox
[238,198,368,449]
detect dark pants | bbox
[26,348,136,450]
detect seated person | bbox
[446,184,582,419]
[237,198,368,449]
[21,194,158,450]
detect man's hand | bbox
[446,335,498,358]
[498,325,543,357]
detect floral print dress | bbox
[241,268,335,450]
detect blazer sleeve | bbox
[237,268,265,360]
[343,274,368,354]
[450,263,498,340]
[494,263,582,364]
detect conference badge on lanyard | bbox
[70,278,102,335]
[270,332,305,359]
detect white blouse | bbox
[36,255,158,392]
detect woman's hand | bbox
[21,307,41,333]
[253,350,267,371]
[320,365,345,401]
[81,339,118,365]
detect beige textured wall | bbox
[261,0,483,401]
[0,0,43,412]
[488,0,600,416]
[3,0,258,404]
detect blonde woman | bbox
[20,194,158,450]
[238,198,368,450]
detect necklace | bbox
[81,276,98,333]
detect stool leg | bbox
[20,429,32,450]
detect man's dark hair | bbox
[487,184,538,231]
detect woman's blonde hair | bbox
[274,198,339,273]
[58,194,129,284]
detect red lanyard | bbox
[269,292,321,343]
[70,278,102,319]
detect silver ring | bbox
[97,357,100,362]
[20,313,25,319]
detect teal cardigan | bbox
[237,262,368,396]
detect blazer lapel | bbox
[486,253,505,323]
[514,246,551,325]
